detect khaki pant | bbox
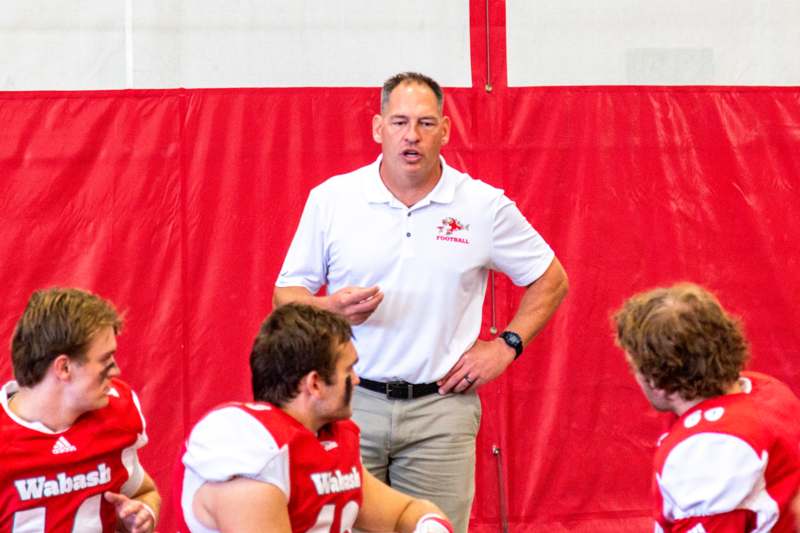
[352,386,481,533]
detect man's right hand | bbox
[325,286,383,325]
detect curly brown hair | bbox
[613,283,748,401]
[11,288,123,387]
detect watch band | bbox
[499,330,523,359]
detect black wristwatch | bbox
[498,330,524,359]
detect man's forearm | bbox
[273,285,383,325]
[132,473,161,523]
[272,286,321,309]
[436,257,569,392]
[395,499,451,533]
[506,257,569,346]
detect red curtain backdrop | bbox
[2,3,800,531]
[2,83,800,533]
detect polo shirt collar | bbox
[363,155,457,208]
[363,156,393,203]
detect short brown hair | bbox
[251,303,352,406]
[11,288,123,387]
[381,72,444,114]
[613,283,748,401]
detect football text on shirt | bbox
[14,463,111,501]
[309,466,361,495]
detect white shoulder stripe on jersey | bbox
[657,432,778,531]
[183,406,291,500]
[116,387,149,497]
[130,388,148,443]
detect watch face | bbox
[501,331,523,357]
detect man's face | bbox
[318,340,360,423]
[372,81,451,184]
[67,325,120,413]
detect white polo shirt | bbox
[276,156,554,383]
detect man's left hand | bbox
[437,338,515,394]
[104,491,156,533]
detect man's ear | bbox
[440,115,451,146]
[372,114,383,144]
[52,354,72,382]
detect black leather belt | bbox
[358,378,440,400]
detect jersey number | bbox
[308,501,360,533]
[12,494,102,533]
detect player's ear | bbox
[303,370,324,397]
[52,354,72,381]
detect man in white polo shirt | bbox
[274,71,568,532]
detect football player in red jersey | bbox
[178,303,453,533]
[614,283,800,532]
[0,288,160,533]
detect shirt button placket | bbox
[401,209,414,257]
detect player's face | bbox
[67,325,120,413]
[632,368,672,412]
[319,340,359,422]
[372,81,450,186]
[625,353,672,412]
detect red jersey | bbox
[179,402,364,533]
[0,378,148,533]
[653,372,800,532]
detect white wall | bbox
[0,0,472,90]
[2,1,799,90]
[507,0,800,86]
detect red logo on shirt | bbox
[437,217,469,235]
[436,217,470,244]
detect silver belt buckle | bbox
[386,380,412,399]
